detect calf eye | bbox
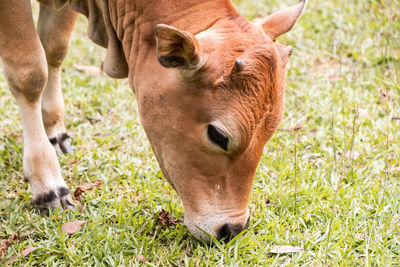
[207,125,229,151]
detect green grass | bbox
[1,0,399,265]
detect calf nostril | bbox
[219,224,231,241]
[218,223,245,241]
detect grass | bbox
[1,0,399,265]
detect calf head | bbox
[140,0,307,241]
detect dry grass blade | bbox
[327,75,343,82]
[74,64,103,76]
[269,245,304,254]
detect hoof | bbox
[59,137,73,154]
[60,193,75,210]
[49,133,73,154]
[31,187,75,214]
[31,190,61,209]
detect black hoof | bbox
[35,207,59,216]
[34,203,64,216]
[31,190,60,210]
[59,138,73,154]
[61,196,75,210]
[31,187,74,214]
[54,143,63,153]
[49,133,73,154]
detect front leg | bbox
[0,0,73,211]
[38,4,78,153]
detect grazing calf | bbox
[0,0,306,241]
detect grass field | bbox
[1,0,399,265]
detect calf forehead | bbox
[215,44,282,127]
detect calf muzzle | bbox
[217,215,250,241]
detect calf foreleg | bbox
[38,4,78,153]
[0,0,73,211]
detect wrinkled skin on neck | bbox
[103,0,301,240]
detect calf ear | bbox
[256,0,307,40]
[154,24,202,70]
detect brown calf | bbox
[0,0,306,241]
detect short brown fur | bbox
[0,0,306,241]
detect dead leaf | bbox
[61,220,86,235]
[7,247,38,263]
[157,209,183,227]
[21,247,38,257]
[0,234,18,259]
[74,180,102,200]
[293,124,303,132]
[74,64,103,76]
[80,202,87,213]
[378,88,391,101]
[269,245,304,254]
[355,232,365,240]
[138,254,147,263]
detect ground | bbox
[0,0,399,265]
